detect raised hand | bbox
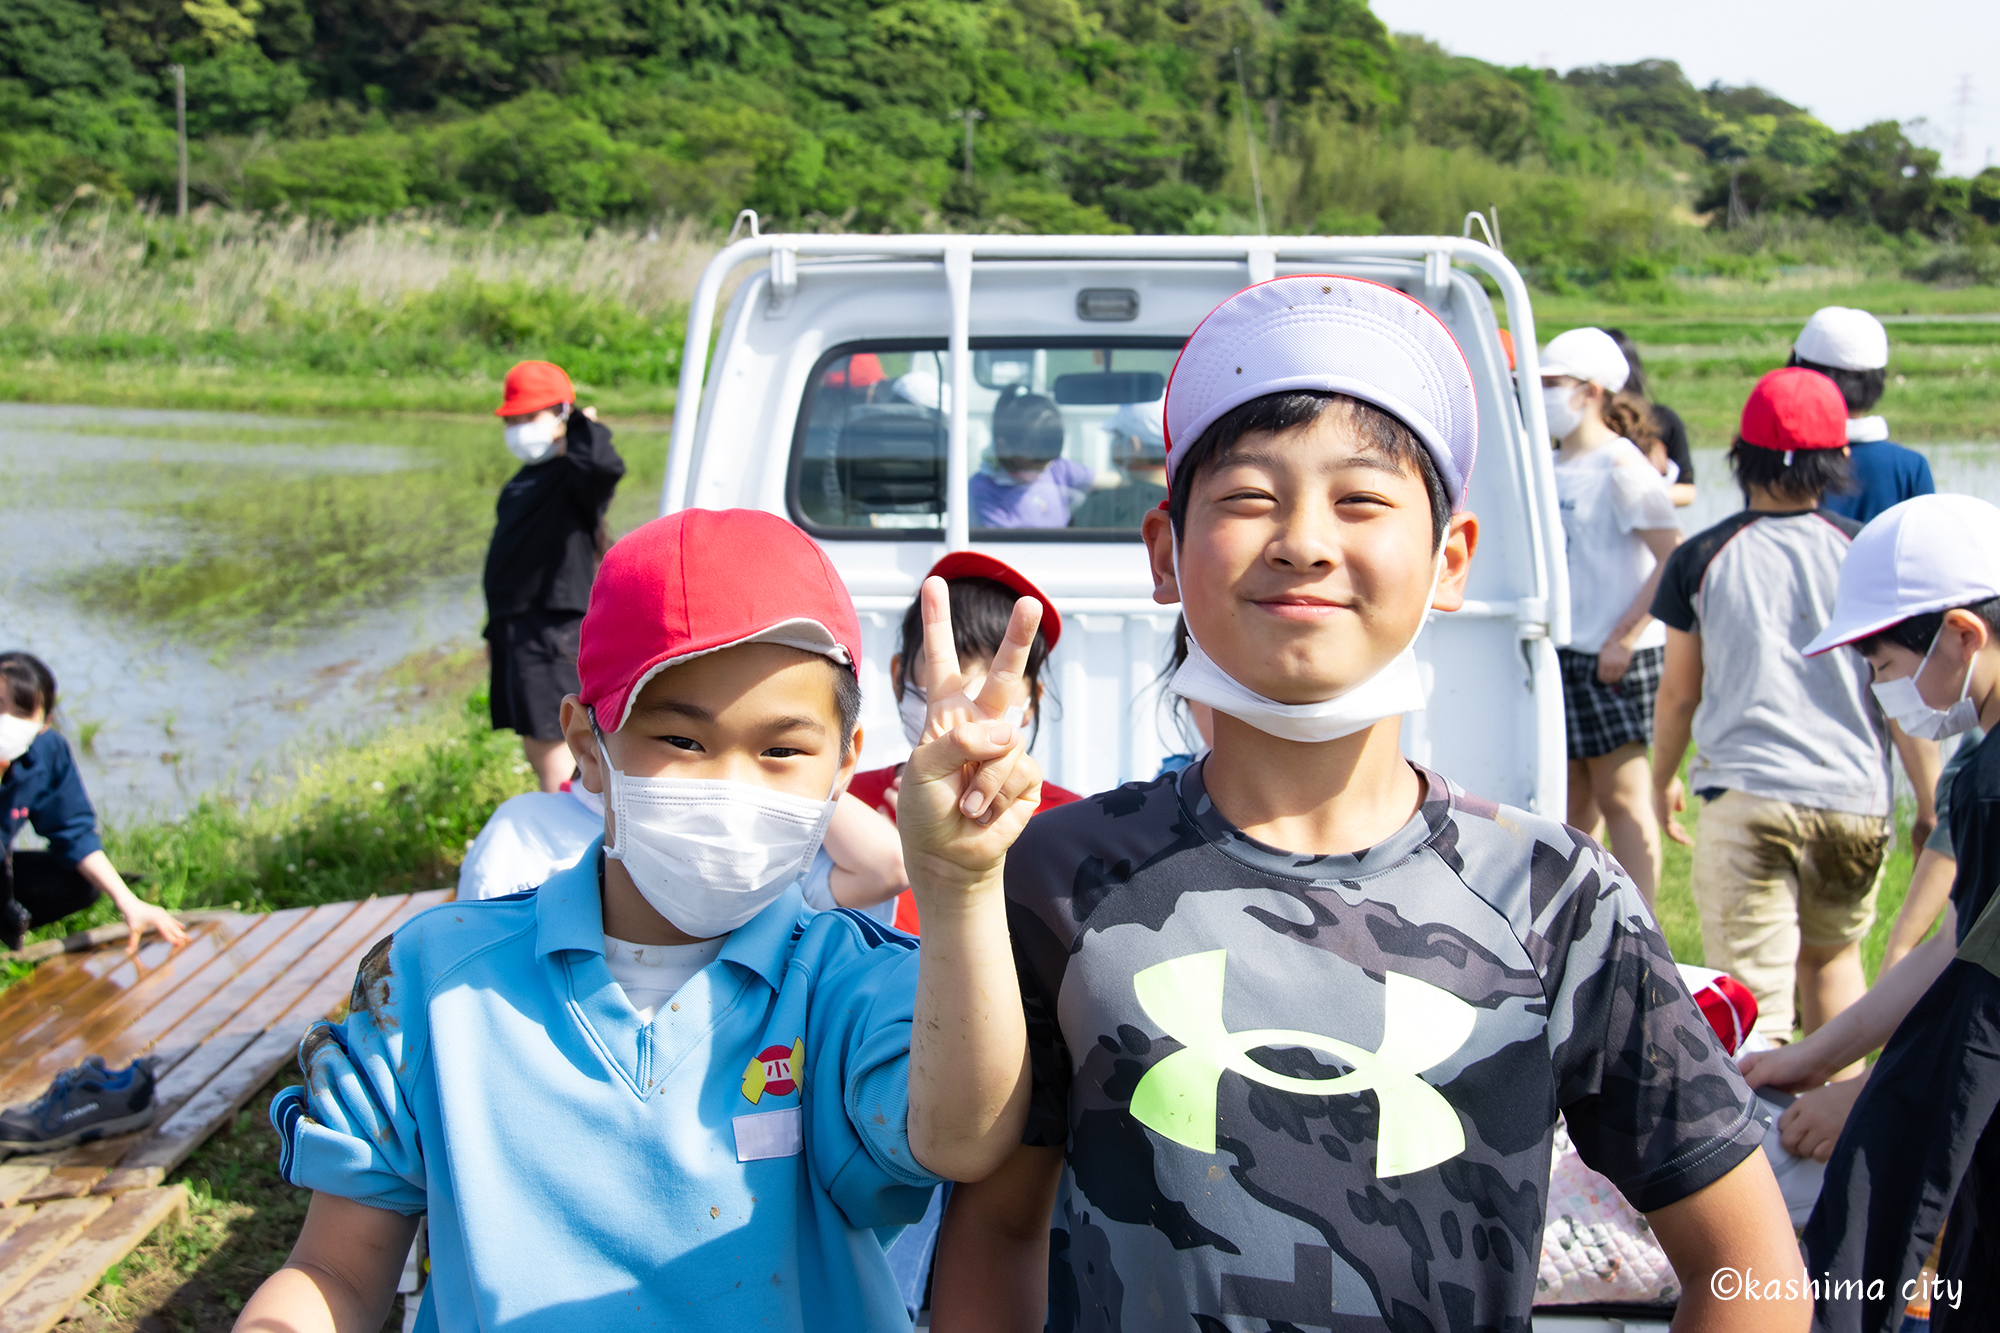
[896,576,1044,891]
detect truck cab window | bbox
[791,341,1181,539]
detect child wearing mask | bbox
[485,360,626,792]
[1737,494,2000,1333]
[970,389,1095,529]
[1543,326,1683,906]
[1791,306,1934,524]
[0,651,187,1155]
[848,551,1080,934]
[1651,369,1939,1046]
[1071,399,1169,529]
[923,277,1805,1332]
[240,508,1045,1332]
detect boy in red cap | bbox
[241,509,1043,1332]
[922,277,1803,1331]
[849,551,1081,934]
[485,360,626,792]
[1651,368,1938,1049]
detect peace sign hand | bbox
[897,576,1045,893]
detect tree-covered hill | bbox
[5,0,1998,274]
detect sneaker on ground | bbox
[0,1055,157,1156]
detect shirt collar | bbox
[534,842,609,960]
[532,838,805,990]
[1847,415,1890,443]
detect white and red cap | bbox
[925,551,1062,648]
[1162,275,1479,510]
[1802,493,2000,657]
[580,509,860,731]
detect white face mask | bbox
[596,735,838,937]
[1542,384,1588,442]
[504,412,564,464]
[898,682,928,747]
[1168,550,1445,744]
[1872,629,1981,741]
[0,713,38,763]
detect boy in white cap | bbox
[1790,306,1935,524]
[1739,493,2000,1333]
[918,277,1804,1331]
[1541,325,1683,906]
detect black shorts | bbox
[1558,644,1664,761]
[487,611,582,741]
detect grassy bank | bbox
[0,215,712,419]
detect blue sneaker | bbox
[0,1056,157,1155]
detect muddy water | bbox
[0,404,482,821]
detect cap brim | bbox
[1802,593,1980,657]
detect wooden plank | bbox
[0,936,209,1076]
[0,1185,187,1333]
[0,1207,33,1248]
[116,1029,295,1175]
[178,902,364,1044]
[0,1167,49,1209]
[89,1167,163,1196]
[208,895,409,1041]
[18,1168,105,1202]
[276,889,451,1032]
[0,952,127,1046]
[0,916,267,1106]
[0,1197,108,1305]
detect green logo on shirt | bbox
[1129,950,1475,1176]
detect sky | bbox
[1369,0,1999,177]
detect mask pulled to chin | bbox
[1168,550,1445,744]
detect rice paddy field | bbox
[0,216,1994,1327]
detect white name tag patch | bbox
[734,1107,803,1162]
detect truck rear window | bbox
[789,340,1183,540]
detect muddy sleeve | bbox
[271,937,429,1215]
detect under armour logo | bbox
[1128,950,1475,1177]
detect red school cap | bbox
[496,361,576,417]
[1738,367,1848,452]
[580,510,861,732]
[926,551,1062,649]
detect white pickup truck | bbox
[660,224,1570,819]
[662,228,1671,1332]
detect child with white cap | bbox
[1541,325,1683,906]
[1650,369,1939,1049]
[1791,305,1935,524]
[920,277,1804,1331]
[1737,493,2000,1333]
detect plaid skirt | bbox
[1558,645,1664,761]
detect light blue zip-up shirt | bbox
[272,841,939,1331]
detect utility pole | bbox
[171,64,187,220]
[1952,75,1974,175]
[1232,47,1267,236]
[956,108,984,195]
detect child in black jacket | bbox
[484,360,625,790]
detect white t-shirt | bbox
[602,933,726,1022]
[1555,437,1678,655]
[457,788,605,901]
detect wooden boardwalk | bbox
[0,890,449,1331]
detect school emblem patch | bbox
[741,1039,805,1104]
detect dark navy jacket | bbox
[0,730,103,865]
[1823,436,1934,524]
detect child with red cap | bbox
[485,360,626,793]
[924,276,1803,1331]
[241,508,1043,1332]
[849,550,1080,934]
[1650,367,1939,1049]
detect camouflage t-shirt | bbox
[1006,761,1765,1332]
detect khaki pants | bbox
[1690,790,1888,1042]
